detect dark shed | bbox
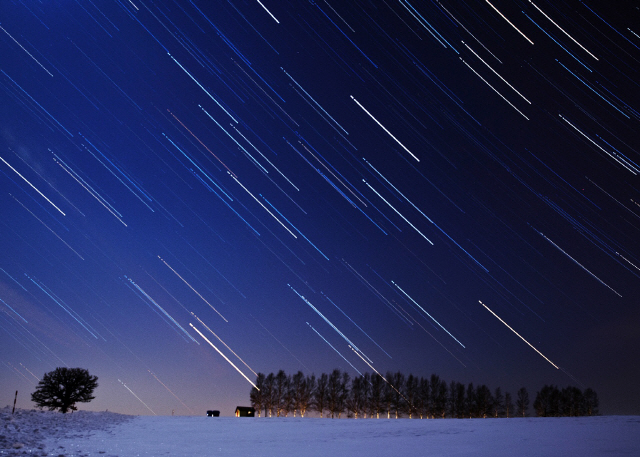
[206,410,220,417]
[235,406,255,417]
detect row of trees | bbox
[533,384,599,417]
[249,369,598,419]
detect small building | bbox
[206,410,220,417]
[235,406,255,417]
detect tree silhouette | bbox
[448,381,465,419]
[31,367,98,413]
[314,373,328,418]
[465,383,476,419]
[273,370,288,417]
[492,387,504,418]
[250,370,598,419]
[250,373,265,417]
[415,377,429,419]
[291,371,315,417]
[475,384,492,418]
[504,392,514,418]
[346,375,366,418]
[262,373,275,417]
[404,374,418,419]
[534,385,560,417]
[583,388,599,416]
[560,386,583,417]
[389,371,405,418]
[516,387,529,417]
[369,373,384,419]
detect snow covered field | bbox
[3,408,640,456]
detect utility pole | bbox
[12,391,18,414]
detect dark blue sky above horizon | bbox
[1,0,639,416]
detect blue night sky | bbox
[1,0,639,416]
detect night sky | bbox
[1,0,639,416]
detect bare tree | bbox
[282,373,295,417]
[314,373,328,418]
[250,373,265,416]
[534,385,560,417]
[273,370,289,417]
[248,370,595,421]
[298,374,316,417]
[361,373,371,418]
[492,387,504,418]
[560,386,583,417]
[454,382,466,419]
[383,372,394,419]
[430,374,447,419]
[389,371,405,418]
[290,371,305,417]
[369,374,384,418]
[448,381,465,418]
[417,377,430,419]
[434,378,448,419]
[404,374,418,419]
[583,388,598,416]
[336,371,351,418]
[327,369,342,418]
[263,373,275,417]
[504,392,513,418]
[475,384,492,418]
[516,387,529,417]
[465,383,476,418]
[346,375,366,418]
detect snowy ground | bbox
[2,408,639,456]
[1,407,132,456]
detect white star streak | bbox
[10,195,84,260]
[364,159,488,272]
[53,154,127,226]
[351,96,420,162]
[118,379,156,415]
[168,53,238,123]
[148,370,194,414]
[528,1,598,60]
[480,300,559,369]
[125,276,197,342]
[392,281,465,348]
[559,115,638,174]
[158,256,229,322]
[485,0,534,45]
[290,285,372,363]
[462,42,531,104]
[282,68,348,135]
[191,313,258,377]
[460,58,530,120]
[256,0,279,23]
[363,179,434,244]
[229,173,298,239]
[307,322,363,376]
[0,25,53,77]
[0,155,65,216]
[532,227,622,297]
[349,346,407,408]
[190,323,259,390]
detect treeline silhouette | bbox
[249,369,598,419]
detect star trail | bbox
[1,0,639,415]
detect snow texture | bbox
[1,407,131,456]
[2,407,639,456]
